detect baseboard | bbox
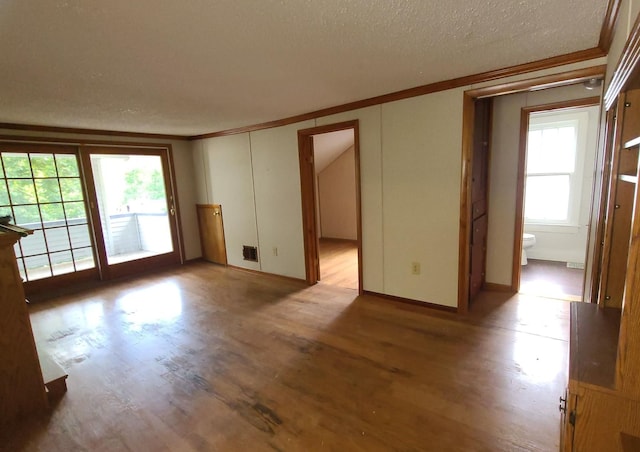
[363,290,458,313]
[483,283,515,293]
[227,264,307,284]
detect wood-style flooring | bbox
[520,258,584,301]
[318,238,358,290]
[1,262,569,451]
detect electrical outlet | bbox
[411,262,421,275]
[273,247,278,256]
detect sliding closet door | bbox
[81,147,181,279]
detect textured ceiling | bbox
[0,0,609,136]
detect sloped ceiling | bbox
[0,0,609,136]
[314,129,355,174]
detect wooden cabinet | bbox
[563,138,640,451]
[0,231,48,424]
[599,90,640,308]
[469,98,491,302]
[196,204,227,265]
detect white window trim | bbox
[525,110,589,227]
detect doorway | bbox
[297,121,362,293]
[82,147,182,280]
[515,102,601,301]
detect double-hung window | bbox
[525,111,588,225]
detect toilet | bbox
[521,233,536,265]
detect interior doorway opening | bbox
[298,121,362,293]
[516,103,601,302]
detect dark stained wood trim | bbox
[191,49,606,140]
[0,123,189,141]
[512,97,602,292]
[466,66,607,99]
[23,268,99,299]
[363,290,458,314]
[605,12,640,110]
[0,134,173,150]
[226,264,307,284]
[588,107,618,303]
[459,69,606,313]
[297,120,363,295]
[458,93,475,314]
[599,0,623,53]
[597,97,628,306]
[482,283,515,293]
[512,109,530,292]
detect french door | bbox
[0,141,181,292]
[81,147,181,280]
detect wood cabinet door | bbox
[196,204,227,265]
[470,214,488,300]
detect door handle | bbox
[213,211,220,216]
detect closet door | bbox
[196,204,227,265]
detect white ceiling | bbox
[0,1,609,136]
[313,129,355,174]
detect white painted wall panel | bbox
[316,106,384,293]
[381,88,465,307]
[250,120,314,279]
[202,133,260,270]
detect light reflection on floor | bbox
[116,282,183,331]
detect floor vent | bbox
[566,262,585,269]
[243,245,258,262]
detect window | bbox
[0,147,95,281]
[525,111,588,225]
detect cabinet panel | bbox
[470,214,487,300]
[196,204,227,265]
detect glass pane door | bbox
[0,147,95,282]
[87,152,178,270]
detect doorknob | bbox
[213,211,220,216]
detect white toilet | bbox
[521,233,536,265]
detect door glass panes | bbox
[0,149,95,281]
[90,154,173,265]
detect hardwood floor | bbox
[318,238,358,290]
[1,262,569,451]
[520,259,584,301]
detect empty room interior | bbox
[2,1,640,451]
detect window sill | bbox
[524,223,582,234]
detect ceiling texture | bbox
[0,0,609,136]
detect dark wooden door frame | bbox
[512,97,602,293]
[297,120,363,295]
[80,145,183,280]
[458,65,606,313]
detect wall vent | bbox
[243,245,258,262]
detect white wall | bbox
[250,120,314,279]
[192,58,607,308]
[486,85,602,286]
[318,146,357,240]
[200,133,260,270]
[381,89,464,307]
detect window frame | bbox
[524,110,590,226]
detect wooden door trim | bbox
[597,97,628,305]
[297,120,363,295]
[80,146,183,280]
[512,97,602,292]
[605,11,640,110]
[458,66,606,313]
[589,106,619,303]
